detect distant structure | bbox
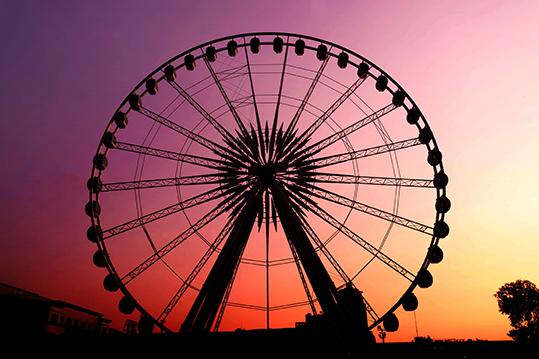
[0,282,111,336]
[123,318,137,335]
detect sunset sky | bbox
[1,0,538,342]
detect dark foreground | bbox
[8,331,539,358]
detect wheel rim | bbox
[86,32,449,334]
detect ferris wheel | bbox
[86,32,449,337]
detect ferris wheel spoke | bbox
[221,83,252,111]
[121,196,236,284]
[244,124,264,163]
[279,183,311,216]
[294,103,398,162]
[218,67,252,108]
[114,141,228,170]
[158,209,239,324]
[174,72,251,134]
[222,133,259,166]
[201,53,250,138]
[302,195,415,281]
[135,105,236,160]
[184,62,246,99]
[279,50,331,158]
[309,186,433,235]
[282,77,368,164]
[165,77,250,155]
[269,37,290,162]
[273,122,287,163]
[302,137,421,169]
[103,186,225,239]
[242,38,265,162]
[305,172,434,188]
[361,293,380,323]
[99,174,223,192]
[186,65,249,111]
[218,79,252,106]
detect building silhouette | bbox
[0,282,111,336]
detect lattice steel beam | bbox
[305,138,422,169]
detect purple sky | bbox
[1,0,538,341]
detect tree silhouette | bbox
[494,279,539,342]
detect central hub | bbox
[253,163,275,187]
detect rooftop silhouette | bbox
[0,282,111,336]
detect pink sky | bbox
[1,0,538,342]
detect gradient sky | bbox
[1,0,538,342]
